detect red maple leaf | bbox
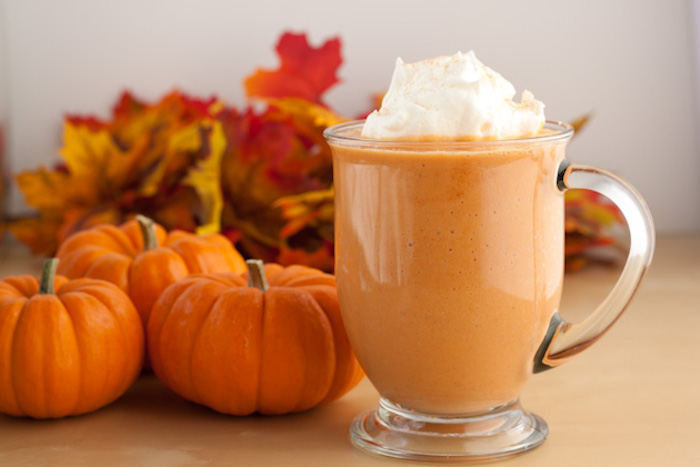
[244,32,342,106]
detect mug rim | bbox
[324,120,574,148]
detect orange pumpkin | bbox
[0,259,143,418]
[56,215,247,329]
[147,260,364,415]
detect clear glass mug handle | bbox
[534,161,656,372]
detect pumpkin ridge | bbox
[168,238,217,274]
[255,288,267,412]
[0,280,25,298]
[188,289,236,409]
[1,299,25,415]
[262,264,285,284]
[0,295,24,311]
[167,239,203,273]
[148,277,209,388]
[128,247,190,329]
[58,278,122,295]
[56,229,132,259]
[8,298,29,416]
[62,288,131,407]
[57,246,113,279]
[281,275,335,288]
[299,284,364,404]
[159,278,224,402]
[257,288,335,414]
[192,273,246,288]
[0,290,29,307]
[32,298,53,416]
[95,225,139,256]
[267,265,319,286]
[83,253,133,293]
[2,276,39,298]
[57,292,86,415]
[28,296,76,418]
[292,288,336,412]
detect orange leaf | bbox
[570,113,592,135]
[15,167,73,211]
[275,187,334,240]
[12,89,229,255]
[60,121,140,201]
[244,32,342,105]
[266,97,346,131]
[278,242,334,273]
[8,216,62,255]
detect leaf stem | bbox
[39,258,60,295]
[246,259,269,293]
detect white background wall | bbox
[1,0,698,233]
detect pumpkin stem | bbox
[39,258,60,295]
[246,259,269,293]
[136,215,158,251]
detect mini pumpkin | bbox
[147,260,364,415]
[56,215,246,329]
[0,259,143,418]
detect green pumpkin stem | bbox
[39,258,60,295]
[136,215,158,251]
[246,259,269,293]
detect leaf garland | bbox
[10,33,622,271]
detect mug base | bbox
[349,398,547,463]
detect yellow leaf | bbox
[570,114,592,135]
[60,122,139,200]
[274,187,335,239]
[15,167,72,210]
[267,97,346,130]
[183,121,226,235]
[139,122,209,198]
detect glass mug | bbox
[325,121,654,462]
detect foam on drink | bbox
[361,51,545,141]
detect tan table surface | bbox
[0,235,698,466]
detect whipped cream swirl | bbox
[361,51,545,140]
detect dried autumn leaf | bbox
[218,97,340,263]
[12,90,226,254]
[15,167,73,211]
[265,97,345,184]
[57,207,124,243]
[182,121,227,235]
[275,187,334,241]
[219,106,302,250]
[60,121,141,202]
[267,97,346,131]
[278,240,334,272]
[564,188,624,270]
[9,216,63,255]
[274,187,335,272]
[245,32,342,106]
[570,114,591,135]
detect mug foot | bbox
[349,398,547,463]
